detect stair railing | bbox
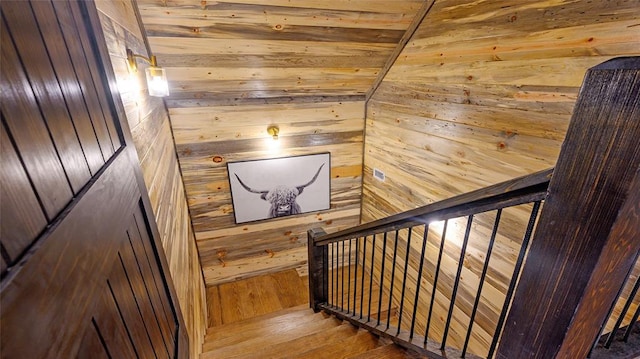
[308,168,552,358]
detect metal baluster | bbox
[397,227,413,336]
[353,237,359,316]
[623,299,640,342]
[387,230,400,330]
[425,220,448,345]
[410,224,429,340]
[605,272,640,348]
[360,236,368,319]
[347,238,352,314]
[331,243,340,309]
[462,209,502,357]
[328,243,331,308]
[487,200,541,359]
[377,232,388,327]
[589,250,640,356]
[322,244,327,306]
[367,234,377,322]
[441,215,473,349]
[341,239,345,310]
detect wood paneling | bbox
[1,1,181,356]
[130,0,423,284]
[95,1,207,357]
[133,1,422,287]
[362,0,640,356]
[498,57,640,358]
[0,0,126,269]
[137,0,422,99]
[171,100,364,285]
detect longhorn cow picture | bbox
[227,153,331,223]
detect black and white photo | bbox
[227,153,331,224]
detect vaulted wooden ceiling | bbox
[137,0,425,103]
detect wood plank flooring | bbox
[206,269,309,327]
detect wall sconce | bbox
[126,48,169,97]
[267,125,279,140]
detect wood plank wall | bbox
[134,0,425,287]
[363,0,640,356]
[170,100,364,285]
[95,1,206,357]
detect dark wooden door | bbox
[1,0,186,357]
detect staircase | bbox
[200,304,424,359]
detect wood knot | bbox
[212,155,223,163]
[497,142,507,150]
[273,24,284,30]
[217,250,227,267]
[265,249,275,258]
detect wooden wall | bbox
[95,1,206,357]
[134,0,426,286]
[171,100,364,285]
[362,0,640,356]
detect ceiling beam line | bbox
[365,0,436,102]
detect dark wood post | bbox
[308,227,328,312]
[497,57,640,358]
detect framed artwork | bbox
[227,152,331,224]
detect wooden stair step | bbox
[226,321,361,359]
[205,304,311,336]
[202,314,343,357]
[348,344,424,359]
[204,305,324,345]
[292,329,381,359]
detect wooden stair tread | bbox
[202,314,343,356]
[205,304,310,336]
[292,329,381,359]
[226,321,361,359]
[204,308,329,349]
[348,344,424,359]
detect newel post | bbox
[307,228,328,312]
[496,57,640,358]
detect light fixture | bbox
[126,48,169,97]
[267,125,279,140]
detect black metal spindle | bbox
[462,209,502,357]
[387,230,400,329]
[605,272,640,348]
[334,242,339,308]
[341,239,345,310]
[353,237,359,316]
[441,215,473,349]
[425,220,448,345]
[397,227,413,336]
[487,200,541,359]
[588,251,640,357]
[623,297,640,342]
[327,243,332,308]
[377,232,388,327]
[409,224,430,340]
[347,238,352,314]
[367,234,377,322]
[360,236,368,319]
[322,244,328,306]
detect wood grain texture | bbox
[0,123,47,262]
[362,1,640,356]
[172,100,364,285]
[136,0,423,100]
[206,269,308,327]
[95,2,207,358]
[0,14,73,220]
[498,57,640,359]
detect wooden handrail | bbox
[314,167,553,246]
